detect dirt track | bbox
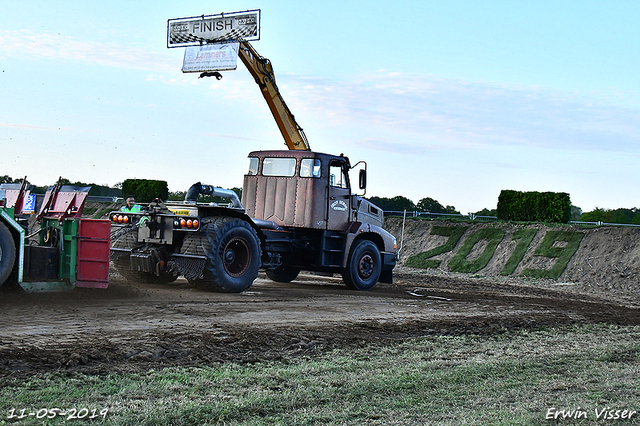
[1,270,639,379]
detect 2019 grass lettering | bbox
[406,226,584,278]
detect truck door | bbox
[327,161,350,230]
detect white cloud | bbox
[0,122,88,132]
[278,71,640,154]
[0,30,177,73]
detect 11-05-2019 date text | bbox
[7,407,109,421]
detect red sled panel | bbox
[76,219,111,288]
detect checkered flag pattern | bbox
[169,25,258,46]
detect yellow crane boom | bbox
[237,40,311,151]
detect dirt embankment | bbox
[384,218,640,304]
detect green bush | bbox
[122,179,169,203]
[497,190,571,223]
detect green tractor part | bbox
[0,180,110,293]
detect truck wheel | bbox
[198,217,261,293]
[342,240,381,291]
[0,222,16,286]
[112,226,141,281]
[266,265,300,283]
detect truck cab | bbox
[243,150,385,231]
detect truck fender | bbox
[200,206,267,240]
[342,222,396,269]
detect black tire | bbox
[0,222,16,286]
[342,240,381,291]
[266,265,301,283]
[112,226,140,281]
[196,217,261,293]
[111,226,178,285]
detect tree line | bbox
[366,196,463,215]
[367,194,640,224]
[0,175,119,197]
[578,208,640,225]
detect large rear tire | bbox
[342,240,381,291]
[0,222,16,286]
[195,217,261,293]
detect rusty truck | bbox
[110,39,397,292]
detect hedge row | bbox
[497,190,571,223]
[122,179,168,203]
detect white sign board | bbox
[182,42,239,73]
[167,9,260,48]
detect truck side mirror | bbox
[359,169,367,190]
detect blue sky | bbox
[1,1,639,214]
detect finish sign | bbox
[167,9,260,48]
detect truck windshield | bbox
[262,158,297,177]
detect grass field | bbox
[1,324,639,425]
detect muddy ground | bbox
[1,266,639,379]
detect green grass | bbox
[500,228,538,275]
[81,207,98,216]
[92,206,116,219]
[405,225,468,269]
[1,324,639,425]
[521,230,585,279]
[448,228,505,273]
